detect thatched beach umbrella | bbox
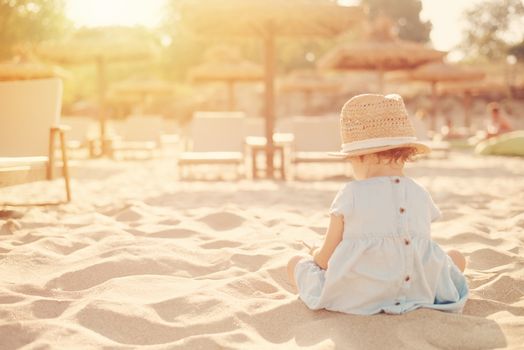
[181,0,364,177]
[189,46,263,110]
[280,69,342,115]
[0,57,68,81]
[36,27,158,155]
[318,17,446,93]
[409,62,485,129]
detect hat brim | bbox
[328,142,432,158]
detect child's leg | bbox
[287,255,304,291]
[447,249,466,273]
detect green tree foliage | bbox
[0,0,70,59]
[360,0,431,43]
[461,0,524,60]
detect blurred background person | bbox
[486,102,514,138]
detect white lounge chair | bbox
[61,116,99,158]
[284,116,351,179]
[110,115,166,159]
[0,78,71,203]
[178,111,246,179]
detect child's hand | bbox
[301,240,319,256]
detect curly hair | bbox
[373,147,418,163]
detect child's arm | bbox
[311,214,344,270]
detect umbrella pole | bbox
[430,81,437,132]
[463,91,472,131]
[304,90,312,115]
[96,57,108,157]
[378,69,385,94]
[263,23,276,179]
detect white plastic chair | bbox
[178,111,246,179]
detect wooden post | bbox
[47,128,56,180]
[59,129,72,202]
[96,57,108,156]
[377,69,385,94]
[263,22,276,179]
[227,80,235,111]
[304,89,312,115]
[430,81,438,132]
[463,91,472,130]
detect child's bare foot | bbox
[447,250,466,272]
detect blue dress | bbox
[294,176,468,315]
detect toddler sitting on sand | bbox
[287,94,468,315]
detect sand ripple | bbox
[0,154,523,349]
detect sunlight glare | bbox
[66,0,165,28]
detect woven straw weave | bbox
[340,94,415,143]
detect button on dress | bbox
[294,176,468,315]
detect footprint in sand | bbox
[200,240,242,249]
[468,248,515,270]
[114,207,143,222]
[159,219,181,226]
[39,238,89,255]
[31,299,71,319]
[149,228,199,239]
[230,253,270,272]
[224,277,279,299]
[0,295,24,304]
[474,275,524,304]
[0,324,38,349]
[152,295,221,322]
[199,212,245,231]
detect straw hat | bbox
[329,94,431,157]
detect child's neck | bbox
[362,162,405,180]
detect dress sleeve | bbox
[329,184,353,217]
[428,192,442,222]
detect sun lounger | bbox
[178,112,246,179]
[282,116,350,178]
[110,115,166,159]
[0,78,71,203]
[61,116,99,158]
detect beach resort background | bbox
[1,0,523,136]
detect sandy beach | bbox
[1,150,523,349]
